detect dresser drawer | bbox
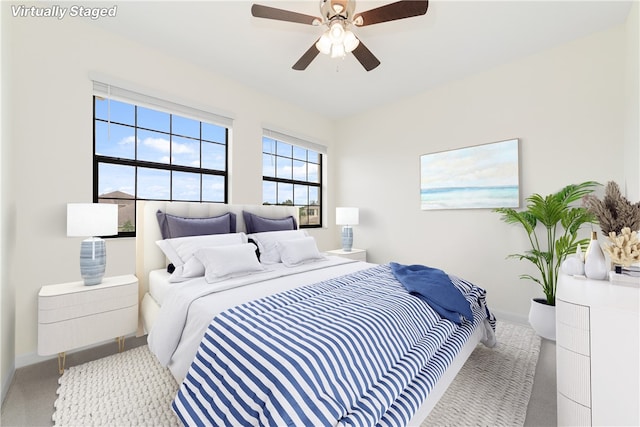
[556,320,590,356]
[557,299,590,355]
[557,346,591,407]
[558,393,591,426]
[557,299,590,330]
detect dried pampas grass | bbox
[582,181,640,235]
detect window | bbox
[94,94,229,236]
[262,132,323,227]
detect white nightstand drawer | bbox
[38,305,137,355]
[39,275,137,322]
[326,248,367,262]
[39,291,137,323]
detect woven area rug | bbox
[53,345,180,426]
[422,320,541,426]
[53,321,540,426]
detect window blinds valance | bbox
[92,79,233,128]
[263,128,327,155]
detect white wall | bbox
[1,0,17,402]
[333,25,632,322]
[5,14,335,366]
[623,2,639,201]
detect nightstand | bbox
[326,248,367,262]
[38,274,138,373]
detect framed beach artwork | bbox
[420,138,520,210]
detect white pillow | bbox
[168,258,205,283]
[195,243,265,283]
[156,233,247,282]
[248,230,308,264]
[156,233,247,265]
[276,236,325,267]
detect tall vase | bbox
[584,231,608,280]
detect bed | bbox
[136,201,496,426]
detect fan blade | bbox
[251,4,320,25]
[292,41,321,70]
[351,41,380,71]
[353,0,428,26]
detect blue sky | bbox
[262,138,320,205]
[95,98,227,201]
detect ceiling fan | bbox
[251,0,429,71]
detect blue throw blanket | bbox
[390,262,473,324]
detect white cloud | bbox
[171,142,194,154]
[143,137,171,153]
[119,136,194,156]
[118,135,136,145]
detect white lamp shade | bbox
[316,33,332,55]
[343,31,359,52]
[336,207,359,226]
[67,203,118,237]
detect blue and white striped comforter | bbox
[173,264,494,427]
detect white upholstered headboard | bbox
[135,201,299,301]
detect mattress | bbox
[148,257,375,381]
[148,268,172,306]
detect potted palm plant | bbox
[494,181,598,340]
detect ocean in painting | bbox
[421,185,519,210]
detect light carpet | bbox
[422,320,541,426]
[53,321,540,426]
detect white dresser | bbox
[38,274,139,373]
[556,274,639,426]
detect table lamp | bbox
[336,207,359,252]
[67,203,118,285]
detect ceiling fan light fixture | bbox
[252,0,429,71]
[330,42,346,58]
[316,20,356,58]
[316,33,332,55]
[343,30,359,52]
[329,21,345,43]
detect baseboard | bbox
[490,308,528,326]
[1,363,15,405]
[14,351,55,370]
[14,333,142,369]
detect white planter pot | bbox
[528,298,556,341]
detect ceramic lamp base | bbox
[80,238,106,286]
[341,226,353,252]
